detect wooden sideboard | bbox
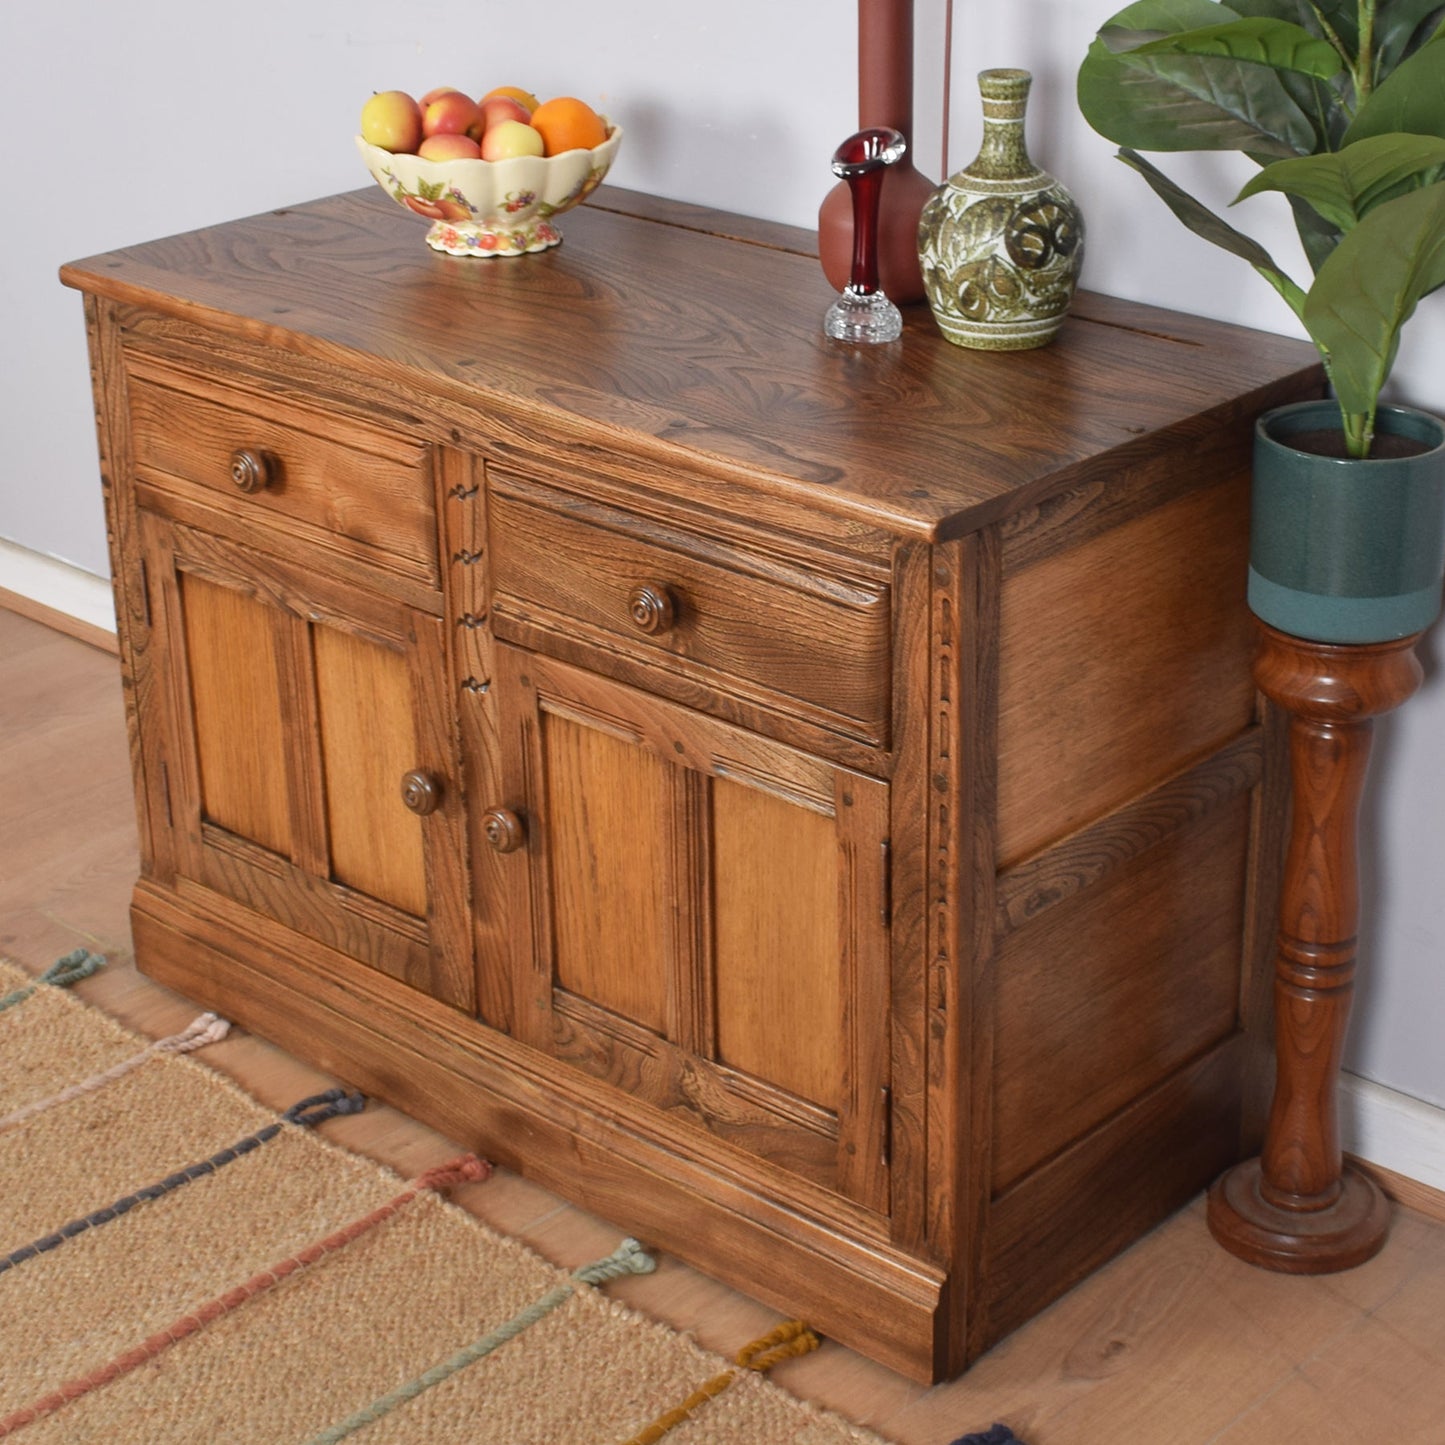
[62,187,1321,1382]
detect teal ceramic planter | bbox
[1249,401,1445,644]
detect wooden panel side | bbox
[992,794,1251,1192]
[979,1037,1245,1359]
[996,470,1257,867]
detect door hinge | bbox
[881,1084,893,1169]
[138,557,152,631]
[159,758,173,831]
[880,838,892,928]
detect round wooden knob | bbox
[482,807,525,853]
[400,770,442,816]
[229,448,273,494]
[627,582,675,635]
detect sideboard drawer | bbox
[124,355,437,586]
[488,471,892,748]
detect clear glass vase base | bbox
[824,289,903,345]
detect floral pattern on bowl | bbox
[356,124,621,257]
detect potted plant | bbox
[1078,0,1445,643]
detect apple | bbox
[477,95,531,134]
[420,85,468,107]
[360,90,423,154]
[418,132,482,161]
[422,91,483,139]
[481,119,545,161]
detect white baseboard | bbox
[1341,1073,1445,1194]
[0,539,115,637]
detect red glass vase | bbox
[818,0,936,304]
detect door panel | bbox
[180,572,292,856]
[712,777,842,1112]
[140,511,473,1009]
[314,623,427,917]
[543,713,673,1033]
[497,644,891,1215]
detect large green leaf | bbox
[1375,0,1445,72]
[1235,132,1445,227]
[1344,31,1445,141]
[1125,17,1346,77]
[1302,181,1445,416]
[1116,148,1310,313]
[1080,35,1322,154]
[1098,0,1243,36]
[1229,0,1356,42]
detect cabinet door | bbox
[494,646,891,1215]
[139,512,473,1009]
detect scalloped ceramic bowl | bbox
[356,124,622,257]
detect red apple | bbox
[360,90,423,154]
[481,119,545,161]
[478,95,531,134]
[418,132,482,161]
[422,91,483,139]
[420,86,468,107]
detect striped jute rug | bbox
[0,954,895,1444]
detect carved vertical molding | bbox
[86,298,174,882]
[440,447,511,1032]
[882,541,934,1256]
[922,526,998,1375]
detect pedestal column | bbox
[1208,621,1422,1271]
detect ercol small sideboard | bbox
[62,187,1321,1382]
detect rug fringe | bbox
[0,949,104,1014]
[0,1088,362,1278]
[0,1012,231,1134]
[304,1236,657,1444]
[619,1318,822,1445]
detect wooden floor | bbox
[4,603,1444,1445]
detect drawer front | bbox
[125,355,437,585]
[488,472,892,747]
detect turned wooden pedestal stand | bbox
[1209,620,1423,1271]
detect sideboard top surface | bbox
[62,185,1321,540]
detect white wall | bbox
[5,4,1442,1125]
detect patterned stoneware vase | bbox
[918,69,1084,350]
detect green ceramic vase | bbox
[917,68,1084,350]
[1249,400,1445,644]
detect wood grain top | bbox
[61,185,1321,540]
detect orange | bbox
[482,85,540,115]
[529,97,608,157]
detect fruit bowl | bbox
[356,124,622,257]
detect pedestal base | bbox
[1207,1158,1390,1273]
